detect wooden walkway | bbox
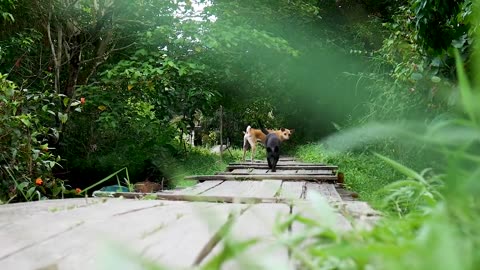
[0,157,380,270]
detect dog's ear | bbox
[281,128,285,132]
[289,129,295,133]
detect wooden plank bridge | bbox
[0,157,380,270]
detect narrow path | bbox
[0,157,380,270]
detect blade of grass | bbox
[374,152,428,185]
[80,167,126,195]
[454,49,477,124]
[5,167,29,201]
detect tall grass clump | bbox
[295,143,402,202]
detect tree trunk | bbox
[64,36,81,98]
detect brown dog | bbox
[242,125,294,162]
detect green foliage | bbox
[0,0,15,23]
[294,143,400,202]
[168,147,262,188]
[413,0,470,53]
[281,45,480,269]
[374,155,443,216]
[0,73,74,202]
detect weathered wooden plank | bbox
[0,199,180,265]
[169,180,224,195]
[0,198,106,223]
[296,169,306,174]
[201,181,257,197]
[343,201,380,216]
[340,201,381,231]
[229,169,253,174]
[247,180,282,197]
[266,169,296,174]
[202,203,291,270]
[304,169,336,175]
[185,175,338,182]
[216,168,267,175]
[132,203,246,269]
[242,159,267,163]
[201,181,280,198]
[227,165,338,171]
[249,169,270,174]
[289,200,352,270]
[291,200,353,234]
[292,182,352,232]
[219,169,334,176]
[0,201,244,270]
[278,161,328,166]
[336,187,359,201]
[271,170,333,175]
[114,192,291,204]
[305,182,343,205]
[278,181,306,199]
[229,162,329,167]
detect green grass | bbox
[166,146,266,188]
[294,143,401,203]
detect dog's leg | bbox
[272,146,279,172]
[242,137,248,162]
[266,148,272,169]
[251,144,256,163]
[242,126,252,162]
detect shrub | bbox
[0,73,68,202]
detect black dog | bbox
[258,121,281,172]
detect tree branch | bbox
[46,11,60,94]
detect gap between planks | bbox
[226,165,338,171]
[185,174,338,182]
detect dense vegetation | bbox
[1,0,480,268]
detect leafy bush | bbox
[0,73,70,202]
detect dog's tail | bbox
[243,125,252,135]
[256,120,269,136]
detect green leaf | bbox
[20,118,31,127]
[17,182,29,191]
[454,49,477,123]
[63,97,70,107]
[431,76,441,83]
[52,186,62,197]
[411,72,423,81]
[452,35,467,49]
[178,67,187,76]
[374,152,428,185]
[26,186,36,199]
[80,167,127,194]
[58,112,68,124]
